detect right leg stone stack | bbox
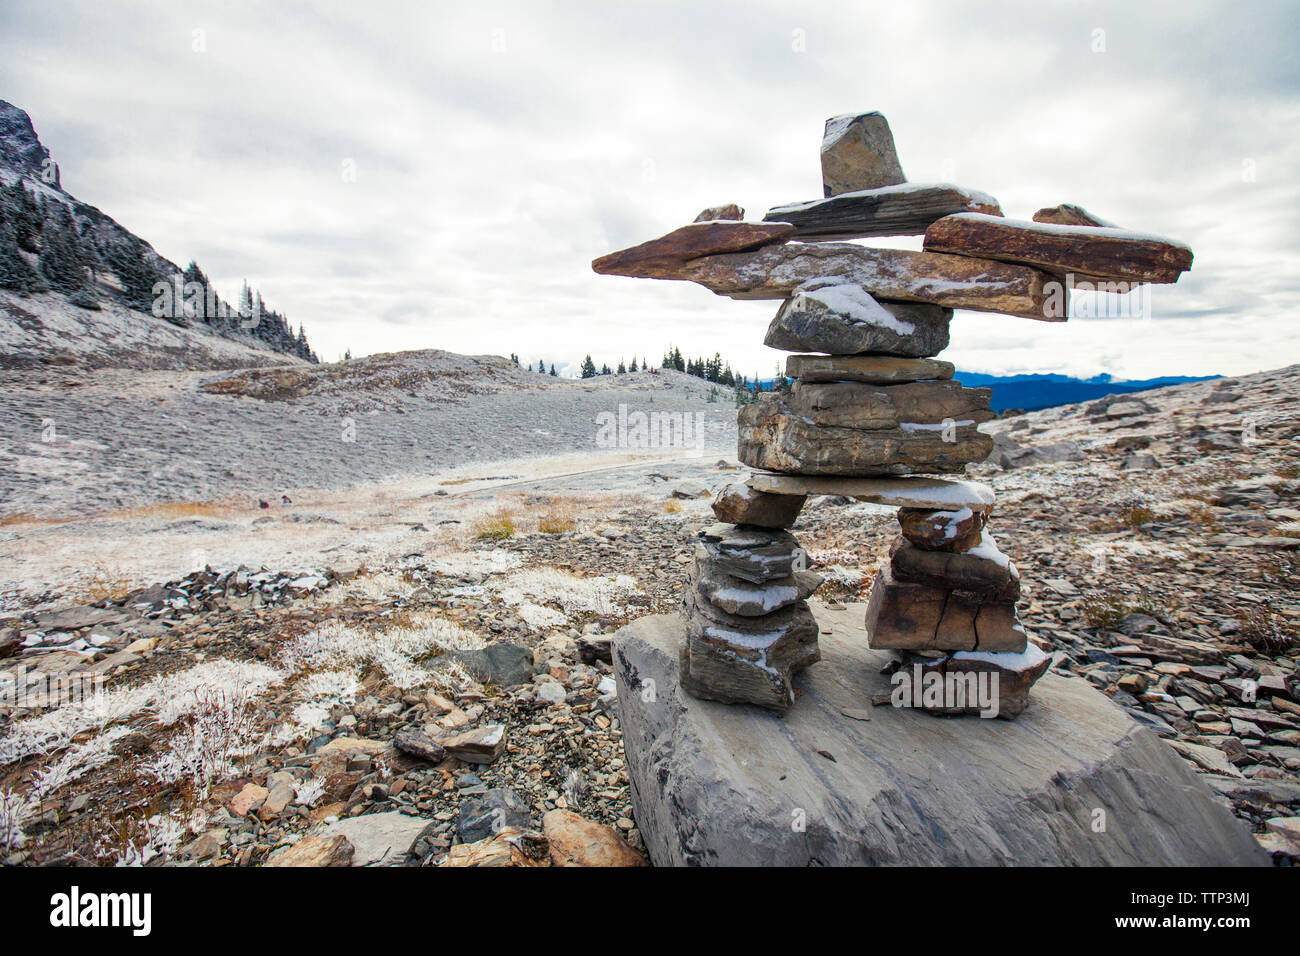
[867,504,1050,718]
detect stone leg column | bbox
[677,485,822,713]
[865,502,1050,718]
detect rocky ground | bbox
[1,365,1298,866]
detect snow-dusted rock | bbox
[613,606,1269,866]
[680,577,820,713]
[694,546,822,617]
[698,523,801,584]
[767,182,1003,240]
[747,473,996,509]
[923,212,1193,284]
[764,279,951,357]
[896,504,989,552]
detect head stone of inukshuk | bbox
[593,111,1193,715]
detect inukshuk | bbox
[593,111,1192,715]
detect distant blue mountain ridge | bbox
[950,371,1220,412]
[750,370,1220,413]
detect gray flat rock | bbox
[613,605,1268,866]
[317,811,430,866]
[748,473,995,509]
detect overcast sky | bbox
[1,0,1296,379]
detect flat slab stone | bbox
[738,396,992,476]
[747,473,995,509]
[317,811,430,867]
[592,220,796,278]
[613,606,1269,866]
[923,212,1193,284]
[766,182,1002,240]
[656,242,1060,320]
[786,354,954,384]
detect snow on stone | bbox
[796,278,914,334]
[952,642,1049,672]
[963,529,1015,575]
[942,212,1192,252]
[714,583,799,613]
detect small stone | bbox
[394,726,447,763]
[314,736,390,757]
[440,724,507,765]
[897,506,989,552]
[442,829,538,867]
[711,482,805,529]
[694,203,743,222]
[448,642,534,686]
[456,788,531,844]
[541,809,647,867]
[671,481,709,499]
[317,811,431,866]
[536,681,567,704]
[264,834,354,867]
[1265,817,1300,853]
[260,772,296,817]
[1117,673,1149,695]
[1032,203,1116,227]
[229,783,268,818]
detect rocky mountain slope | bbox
[0,364,1297,867]
[0,99,316,368]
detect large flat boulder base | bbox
[613,605,1267,866]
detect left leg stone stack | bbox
[679,486,822,712]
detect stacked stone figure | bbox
[593,110,1192,716]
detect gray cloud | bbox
[0,0,1296,378]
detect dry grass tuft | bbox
[1080,589,1166,630]
[473,509,518,541]
[537,502,578,534]
[1237,608,1297,656]
[84,569,136,603]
